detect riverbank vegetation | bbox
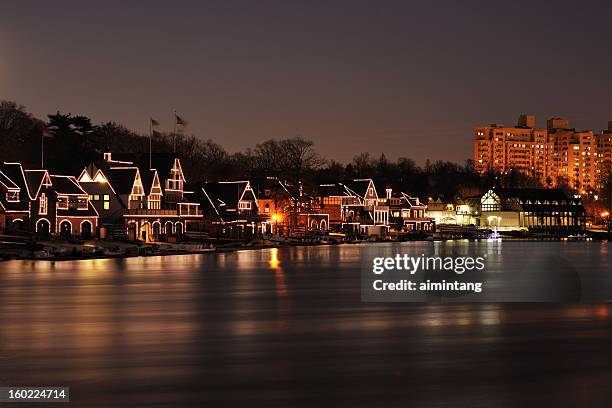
[0,100,594,201]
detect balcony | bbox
[178,203,203,217]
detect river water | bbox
[1,242,612,407]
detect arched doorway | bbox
[127,222,137,241]
[152,222,161,241]
[36,218,50,237]
[140,221,151,242]
[165,221,174,236]
[81,220,92,239]
[59,220,72,239]
[310,220,318,231]
[175,222,183,237]
[320,219,327,231]
[11,218,25,231]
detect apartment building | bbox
[597,122,612,187]
[547,119,597,193]
[474,114,553,183]
[475,115,603,193]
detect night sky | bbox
[2,1,612,164]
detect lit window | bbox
[103,202,110,210]
[39,193,48,215]
[103,195,110,201]
[94,194,100,201]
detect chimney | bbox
[103,152,112,162]
[386,188,392,199]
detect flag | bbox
[42,129,54,139]
[175,114,187,126]
[150,118,160,127]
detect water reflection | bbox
[0,242,611,406]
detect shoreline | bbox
[1,234,609,262]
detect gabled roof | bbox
[343,179,375,199]
[201,181,256,210]
[106,167,139,195]
[0,169,19,190]
[0,162,31,199]
[400,193,425,207]
[24,170,51,200]
[50,175,87,195]
[140,169,161,195]
[317,179,376,200]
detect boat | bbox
[32,250,53,260]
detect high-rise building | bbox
[474,114,553,184]
[596,122,612,189]
[547,120,596,193]
[474,115,601,193]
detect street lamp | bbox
[271,214,281,235]
[602,211,611,233]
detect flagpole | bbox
[41,131,44,168]
[173,110,177,154]
[149,118,152,169]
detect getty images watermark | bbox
[364,254,486,301]
[360,242,612,302]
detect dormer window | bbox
[6,191,19,202]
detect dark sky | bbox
[2,1,612,164]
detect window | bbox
[103,195,110,201]
[103,202,110,210]
[93,194,100,201]
[238,201,252,210]
[148,194,161,210]
[264,203,270,213]
[39,193,48,215]
[167,163,184,191]
[77,197,88,210]
[6,191,19,202]
[57,196,68,210]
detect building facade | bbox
[78,152,202,241]
[475,114,605,193]
[0,162,98,238]
[480,188,585,233]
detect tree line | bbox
[0,100,547,199]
